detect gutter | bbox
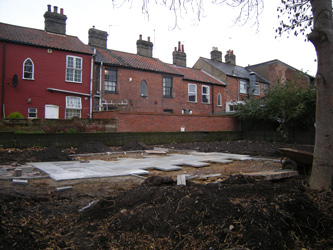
[46,88,90,97]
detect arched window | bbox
[217,93,222,106]
[23,58,34,80]
[140,80,148,97]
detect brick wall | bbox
[96,66,225,115]
[93,111,239,132]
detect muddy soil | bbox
[1,140,332,250]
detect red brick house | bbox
[193,48,270,112]
[89,29,237,132]
[246,59,315,86]
[0,5,93,119]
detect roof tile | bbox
[0,22,93,54]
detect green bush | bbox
[7,112,24,119]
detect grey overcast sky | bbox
[0,0,317,76]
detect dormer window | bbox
[23,58,34,80]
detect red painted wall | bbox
[93,111,239,132]
[0,42,92,119]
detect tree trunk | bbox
[308,0,333,190]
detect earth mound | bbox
[76,141,111,154]
[73,177,332,250]
[32,146,71,162]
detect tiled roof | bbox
[95,48,181,75]
[0,22,93,55]
[96,48,225,85]
[173,66,225,86]
[201,57,270,84]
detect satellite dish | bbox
[12,74,18,88]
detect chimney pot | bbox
[173,42,186,67]
[137,35,153,58]
[44,5,67,35]
[60,8,64,15]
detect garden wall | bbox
[93,111,239,132]
[0,118,117,133]
[0,131,242,148]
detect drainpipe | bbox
[211,84,214,114]
[1,41,6,118]
[99,62,103,111]
[237,78,239,101]
[89,48,96,118]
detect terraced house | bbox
[89,28,238,132]
[193,48,270,112]
[0,5,93,119]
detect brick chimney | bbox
[225,50,236,65]
[137,35,153,58]
[88,27,108,49]
[173,41,186,67]
[44,5,67,35]
[210,47,222,63]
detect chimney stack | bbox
[137,35,153,58]
[173,41,186,67]
[88,27,108,49]
[44,5,67,35]
[225,50,236,65]
[210,47,222,63]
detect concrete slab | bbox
[31,151,255,182]
[243,170,298,180]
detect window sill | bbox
[105,91,118,94]
[163,96,173,99]
[66,81,82,84]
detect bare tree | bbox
[113,0,333,190]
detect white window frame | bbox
[182,109,192,114]
[202,85,210,104]
[226,101,245,112]
[217,93,222,107]
[240,80,247,94]
[188,84,197,102]
[28,108,37,119]
[254,82,260,96]
[66,55,82,83]
[65,96,82,119]
[23,58,34,80]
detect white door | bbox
[45,105,59,119]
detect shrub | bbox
[7,112,24,119]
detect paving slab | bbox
[31,151,255,182]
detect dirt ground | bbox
[0,140,332,250]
